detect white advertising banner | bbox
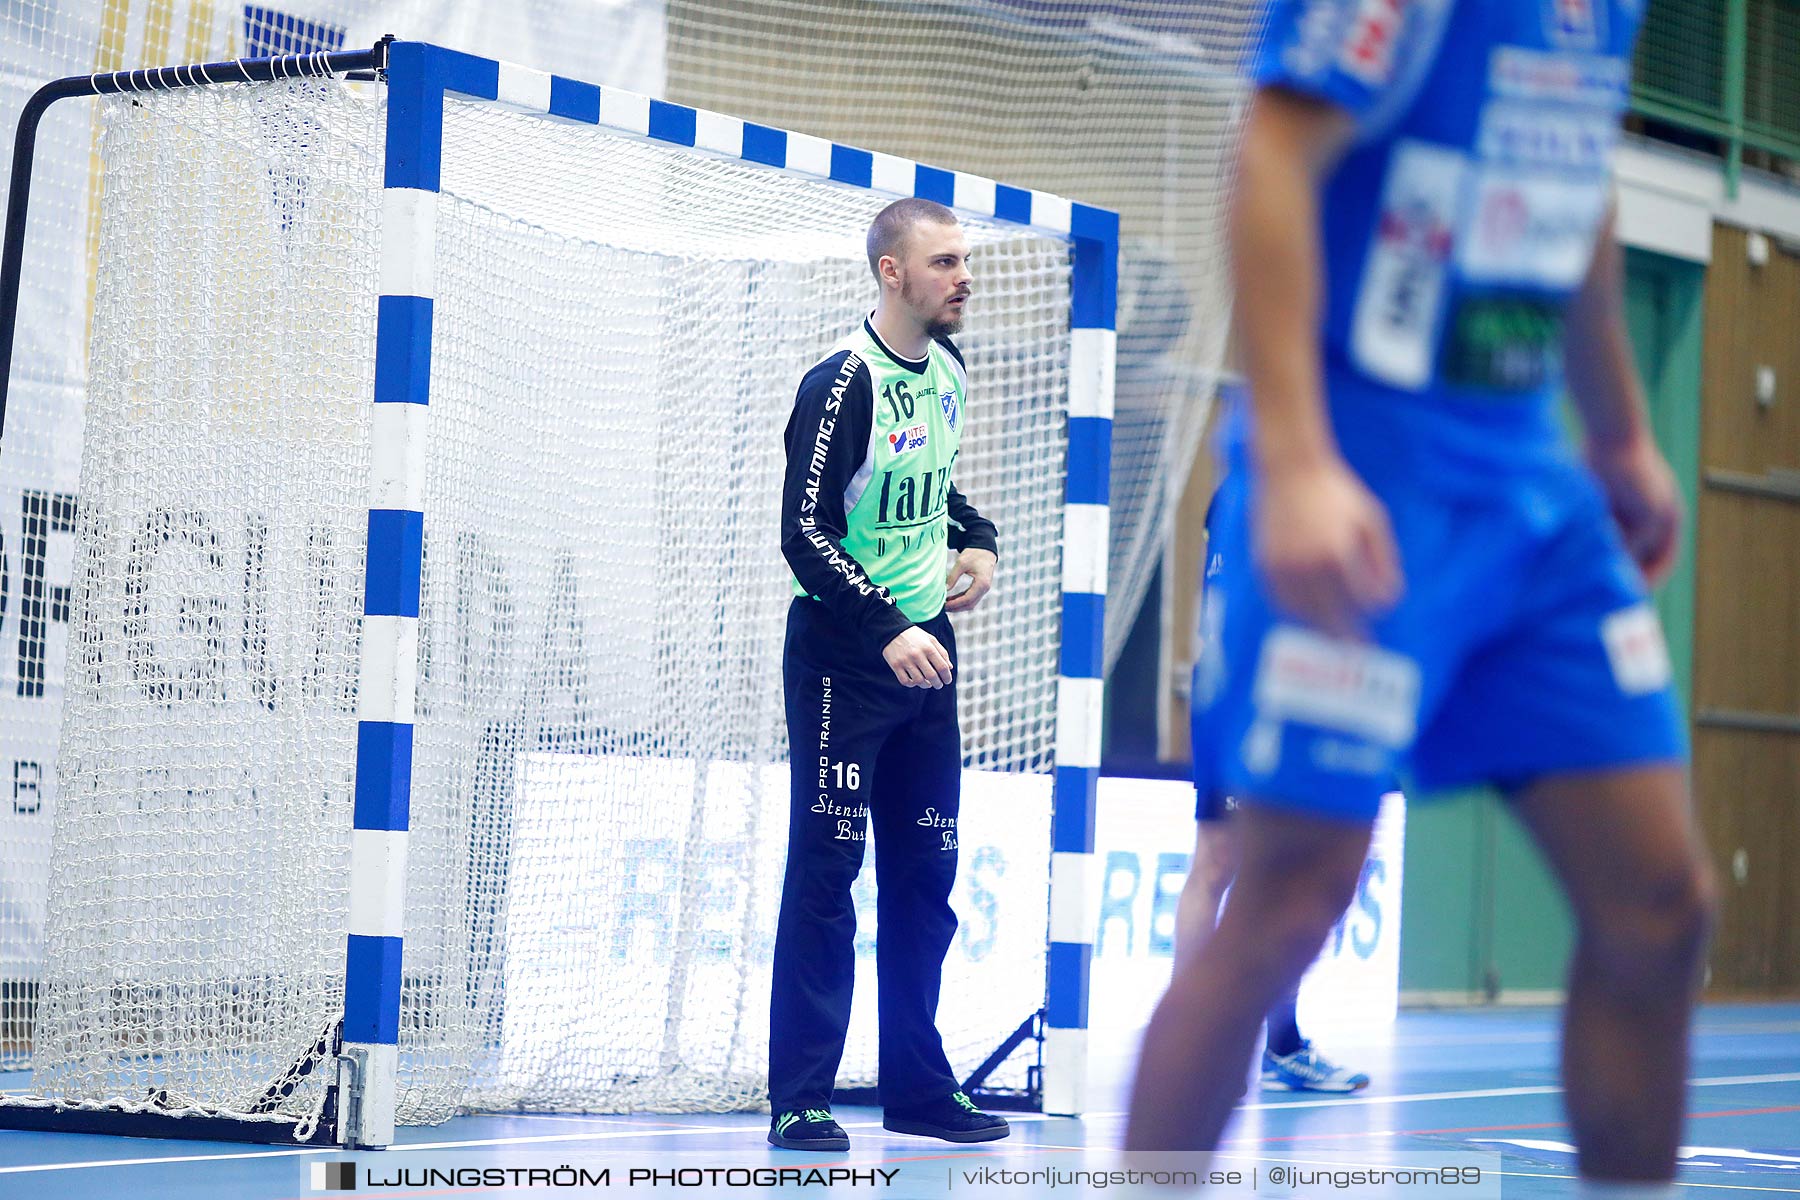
[1087,777,1405,1070]
[503,758,1051,1093]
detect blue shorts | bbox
[1191,449,1688,824]
[1195,781,1236,823]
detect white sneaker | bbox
[1261,1041,1370,1093]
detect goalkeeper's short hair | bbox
[867,197,958,279]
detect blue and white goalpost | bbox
[0,39,1114,1148]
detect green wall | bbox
[1399,248,1706,998]
[1624,247,1706,712]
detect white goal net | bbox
[0,4,1262,1060]
[17,70,1072,1127]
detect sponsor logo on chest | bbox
[1458,169,1609,287]
[1489,45,1628,107]
[888,423,929,456]
[1477,102,1619,171]
[1545,0,1604,50]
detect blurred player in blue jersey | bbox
[1176,475,1370,1094]
[1129,0,1717,1191]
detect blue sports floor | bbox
[2,1003,1795,1198]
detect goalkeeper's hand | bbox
[944,548,997,613]
[883,627,954,689]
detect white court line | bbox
[0,1146,335,1175]
[0,1122,757,1174]
[400,1112,1061,1151]
[402,1111,1059,1150]
[1368,1021,1800,1050]
[477,1113,669,1126]
[1208,1151,1800,1196]
[1484,1172,1800,1196]
[0,1113,1060,1175]
[1683,1073,1800,1089]
[1464,1173,1800,1196]
[2,1076,1792,1175]
[1376,1022,1800,1048]
[1083,1072,1800,1118]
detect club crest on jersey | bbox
[889,423,929,455]
[940,388,959,430]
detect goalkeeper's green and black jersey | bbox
[780,317,998,655]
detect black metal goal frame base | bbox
[0,1100,341,1146]
[834,1008,1046,1113]
[0,1015,350,1146]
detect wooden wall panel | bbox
[1693,223,1800,996]
[1701,227,1800,476]
[1694,729,1800,994]
[1693,493,1800,716]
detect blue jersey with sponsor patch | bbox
[1252,0,1640,469]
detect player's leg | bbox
[1182,697,1369,1095]
[1511,766,1715,1182]
[1258,811,1372,1093]
[869,613,1008,1142]
[1172,803,1238,975]
[769,602,893,1147]
[1264,987,1301,1057]
[868,680,958,1111]
[1134,460,1420,1145]
[1409,463,1709,1183]
[1127,803,1371,1150]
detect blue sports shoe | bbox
[1261,1041,1369,1093]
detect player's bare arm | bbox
[1233,88,1403,639]
[1565,208,1683,585]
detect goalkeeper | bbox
[767,198,1010,1151]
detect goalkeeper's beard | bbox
[903,277,965,339]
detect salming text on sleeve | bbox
[780,349,915,656]
[783,319,990,647]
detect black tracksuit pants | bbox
[768,597,962,1115]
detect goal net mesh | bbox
[21,73,1069,1123]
